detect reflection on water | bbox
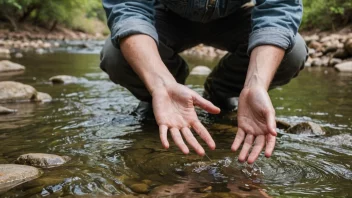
[0,52,351,197]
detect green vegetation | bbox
[302,0,352,30]
[0,0,351,33]
[0,0,108,34]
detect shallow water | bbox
[0,50,351,197]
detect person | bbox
[100,0,308,164]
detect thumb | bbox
[192,92,221,114]
[266,108,277,136]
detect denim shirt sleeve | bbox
[103,0,157,48]
[248,0,303,54]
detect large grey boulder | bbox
[286,122,325,136]
[16,153,70,168]
[49,75,78,84]
[0,106,16,115]
[335,61,352,72]
[0,164,41,193]
[0,60,25,73]
[190,66,212,75]
[0,81,37,103]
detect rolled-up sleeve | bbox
[248,0,303,54]
[103,0,157,48]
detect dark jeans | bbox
[100,4,308,106]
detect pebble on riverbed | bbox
[34,92,52,103]
[16,153,71,168]
[49,75,79,84]
[190,66,212,75]
[129,183,150,194]
[0,60,25,73]
[0,106,17,115]
[335,61,352,72]
[286,121,325,136]
[0,164,41,193]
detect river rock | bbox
[0,106,16,115]
[308,41,323,51]
[276,120,291,130]
[333,48,350,59]
[345,38,352,55]
[0,81,37,103]
[190,66,212,75]
[0,48,10,59]
[335,61,352,72]
[0,164,41,193]
[286,122,325,136]
[34,92,52,103]
[0,60,25,73]
[49,75,78,84]
[129,183,149,194]
[16,153,71,168]
[329,58,342,66]
[14,52,23,58]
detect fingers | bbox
[181,127,205,156]
[265,134,276,157]
[159,125,169,149]
[192,92,220,114]
[192,121,216,150]
[265,109,277,136]
[238,134,254,162]
[231,128,245,152]
[170,128,189,154]
[247,135,265,164]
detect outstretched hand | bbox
[231,86,277,164]
[152,83,221,156]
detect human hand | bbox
[231,86,277,164]
[152,83,220,156]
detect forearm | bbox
[120,34,176,95]
[244,45,285,90]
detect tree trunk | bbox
[50,20,58,32]
[3,14,18,31]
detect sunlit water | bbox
[0,49,351,197]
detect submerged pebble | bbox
[0,164,41,193]
[49,75,78,84]
[190,66,212,75]
[16,153,70,168]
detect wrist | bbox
[244,74,269,90]
[148,73,177,97]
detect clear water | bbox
[0,51,351,197]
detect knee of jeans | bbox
[272,34,308,86]
[100,46,130,85]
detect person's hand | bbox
[152,83,221,156]
[231,86,277,164]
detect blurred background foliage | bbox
[0,0,351,33]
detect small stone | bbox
[329,58,342,67]
[14,52,23,58]
[0,106,16,115]
[286,122,325,136]
[16,153,71,168]
[0,164,41,193]
[199,186,212,193]
[190,66,212,75]
[49,75,78,84]
[276,120,291,130]
[142,179,152,185]
[129,183,149,194]
[335,61,352,72]
[0,48,10,59]
[34,92,52,103]
[35,48,44,54]
[303,34,320,43]
[0,81,37,103]
[308,41,323,51]
[0,60,25,73]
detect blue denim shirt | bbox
[103,0,303,54]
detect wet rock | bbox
[35,48,45,54]
[335,61,352,72]
[14,52,23,58]
[286,122,325,136]
[329,58,342,67]
[49,75,78,84]
[16,153,71,168]
[0,106,16,115]
[0,81,37,103]
[303,34,320,44]
[0,60,25,72]
[0,48,10,59]
[190,66,212,75]
[199,186,212,193]
[141,179,152,185]
[345,38,352,55]
[129,183,149,194]
[276,120,291,130]
[0,164,41,193]
[34,92,52,103]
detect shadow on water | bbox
[0,51,351,197]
